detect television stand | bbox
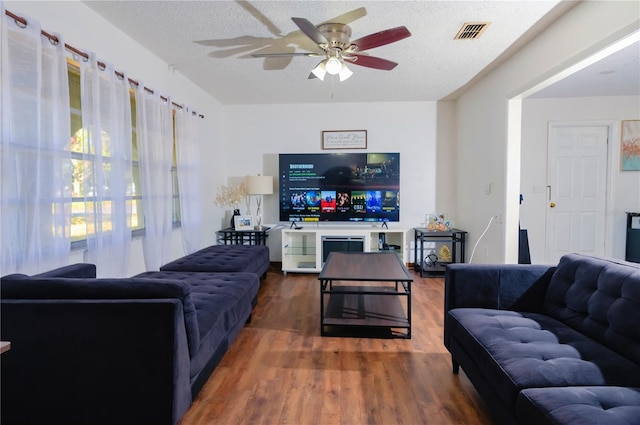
[281,226,406,274]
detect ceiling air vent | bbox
[454,22,490,40]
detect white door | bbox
[545,124,608,264]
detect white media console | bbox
[281,226,406,274]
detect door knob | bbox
[550,202,556,208]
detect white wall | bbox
[6,1,227,275]
[455,0,640,264]
[521,95,640,263]
[436,101,458,223]
[222,102,438,261]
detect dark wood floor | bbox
[180,266,494,425]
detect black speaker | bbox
[378,233,386,250]
[518,229,531,264]
[627,213,640,263]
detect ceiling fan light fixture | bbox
[254,17,412,82]
[338,64,353,81]
[325,57,342,75]
[311,60,327,80]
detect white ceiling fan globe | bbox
[325,57,342,74]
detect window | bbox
[67,61,180,247]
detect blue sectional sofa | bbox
[1,262,260,425]
[160,244,270,277]
[444,253,640,425]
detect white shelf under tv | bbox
[281,226,406,274]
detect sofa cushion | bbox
[544,253,640,364]
[448,307,640,410]
[32,263,97,278]
[134,271,259,379]
[160,244,269,275]
[1,273,28,280]
[1,264,97,281]
[517,386,640,425]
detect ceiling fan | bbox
[251,17,411,81]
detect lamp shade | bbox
[245,175,273,195]
[311,60,328,81]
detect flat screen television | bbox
[279,152,400,223]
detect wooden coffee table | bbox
[318,251,413,338]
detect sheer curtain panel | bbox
[175,107,203,254]
[135,85,173,270]
[1,10,72,275]
[79,53,133,277]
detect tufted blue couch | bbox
[160,244,270,277]
[1,263,260,425]
[444,253,640,425]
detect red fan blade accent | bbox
[292,17,329,46]
[347,54,398,71]
[351,26,411,52]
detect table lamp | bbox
[245,175,273,230]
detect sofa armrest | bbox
[1,299,191,425]
[32,263,97,278]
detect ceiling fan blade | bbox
[320,7,367,26]
[236,0,283,37]
[346,54,398,71]
[251,52,320,58]
[291,17,329,46]
[350,26,411,52]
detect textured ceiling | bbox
[82,1,637,105]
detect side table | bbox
[217,227,270,246]
[413,228,467,277]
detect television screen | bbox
[279,153,400,223]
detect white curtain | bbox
[79,53,133,277]
[1,10,71,275]
[175,107,202,254]
[136,85,173,270]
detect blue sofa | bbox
[1,262,260,425]
[160,244,270,277]
[444,253,640,425]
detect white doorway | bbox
[545,123,609,264]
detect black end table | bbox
[216,227,270,246]
[413,228,467,276]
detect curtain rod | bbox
[5,9,205,119]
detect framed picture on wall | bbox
[322,130,367,150]
[621,120,640,171]
[234,215,254,231]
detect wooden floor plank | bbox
[179,268,493,425]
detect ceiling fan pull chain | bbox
[331,76,335,99]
